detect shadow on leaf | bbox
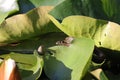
[44,54,72,80]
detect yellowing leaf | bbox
[0,6,60,45]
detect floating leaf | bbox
[44,37,94,80]
[50,0,120,24]
[0,6,60,45]
[48,15,120,52]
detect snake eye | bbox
[92,47,106,63]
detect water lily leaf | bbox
[0,51,43,80]
[44,37,94,80]
[0,32,67,54]
[48,15,120,52]
[0,6,60,45]
[50,0,120,24]
[0,0,19,24]
[18,0,65,13]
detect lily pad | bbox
[48,15,120,51]
[49,0,120,24]
[44,37,94,80]
[0,6,60,45]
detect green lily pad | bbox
[48,15,120,51]
[44,37,94,80]
[50,0,120,24]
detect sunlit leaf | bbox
[91,68,108,80]
[0,6,60,45]
[44,37,94,80]
[48,15,120,52]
